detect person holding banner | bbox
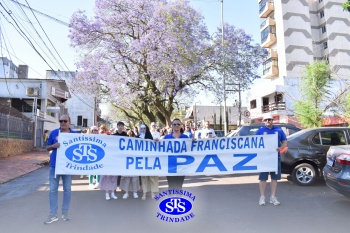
[138,124,159,200]
[256,113,287,206]
[164,118,189,190]
[120,129,140,199]
[44,115,74,224]
[98,124,117,200]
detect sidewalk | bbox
[0,148,50,184]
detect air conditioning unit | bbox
[26,87,40,97]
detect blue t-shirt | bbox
[163,133,189,139]
[46,128,75,167]
[255,125,287,158]
[184,130,193,139]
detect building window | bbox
[261,26,276,44]
[275,94,283,103]
[321,25,326,34]
[77,115,82,126]
[83,119,88,127]
[250,100,257,109]
[320,10,324,18]
[323,42,328,49]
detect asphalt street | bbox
[0,167,350,233]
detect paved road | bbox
[0,167,350,233]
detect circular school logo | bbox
[154,189,195,223]
[65,143,105,164]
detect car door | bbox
[309,129,348,168]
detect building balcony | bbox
[261,102,286,113]
[261,32,276,48]
[262,57,278,78]
[260,15,275,31]
[266,49,278,59]
[259,0,274,18]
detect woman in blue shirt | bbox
[163,118,189,190]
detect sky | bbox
[0,0,263,105]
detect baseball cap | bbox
[262,113,274,121]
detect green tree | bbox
[294,61,331,128]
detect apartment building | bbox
[247,0,350,125]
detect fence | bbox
[0,113,33,140]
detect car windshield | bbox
[287,129,306,140]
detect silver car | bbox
[323,145,350,198]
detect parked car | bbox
[226,123,301,137]
[281,127,350,186]
[323,145,350,198]
[214,130,225,137]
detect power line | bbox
[9,0,69,26]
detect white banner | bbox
[55,133,278,176]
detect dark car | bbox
[281,127,350,186]
[214,130,225,137]
[227,123,301,137]
[323,145,350,198]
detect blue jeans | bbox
[49,166,72,216]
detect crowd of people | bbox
[44,114,286,224]
[84,119,213,201]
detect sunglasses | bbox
[151,125,156,127]
[264,119,273,122]
[140,127,146,130]
[59,120,68,123]
[173,123,181,126]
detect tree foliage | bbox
[294,61,331,128]
[68,0,266,125]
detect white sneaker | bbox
[133,192,138,199]
[123,193,129,199]
[88,184,94,189]
[270,196,280,206]
[259,196,266,206]
[111,192,118,200]
[105,193,110,200]
[93,183,99,189]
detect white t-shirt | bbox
[200,128,216,138]
[151,131,160,140]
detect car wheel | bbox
[291,163,316,186]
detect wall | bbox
[0,139,34,158]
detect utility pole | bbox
[238,83,242,127]
[221,0,227,135]
[226,82,242,127]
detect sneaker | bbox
[122,193,129,199]
[133,192,138,199]
[105,193,110,200]
[44,215,58,224]
[259,196,266,206]
[270,196,280,206]
[111,192,118,200]
[62,213,71,221]
[88,184,94,189]
[93,183,99,189]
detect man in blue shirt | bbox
[44,115,75,224]
[256,113,287,206]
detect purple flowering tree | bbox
[68,0,265,126]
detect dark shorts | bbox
[258,158,281,181]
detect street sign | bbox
[243,110,250,118]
